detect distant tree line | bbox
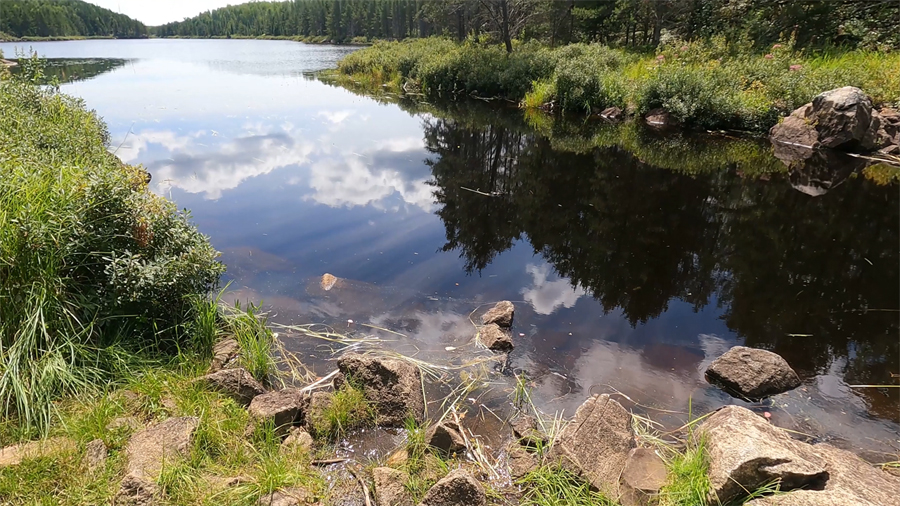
[0,0,148,38]
[153,0,900,49]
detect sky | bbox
[87,0,246,26]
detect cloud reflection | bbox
[521,263,586,315]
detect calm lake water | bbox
[4,39,898,458]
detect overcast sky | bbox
[87,0,245,26]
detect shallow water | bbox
[4,39,897,460]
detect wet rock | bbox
[481,301,514,328]
[478,324,513,352]
[210,338,241,373]
[745,444,900,506]
[425,422,466,455]
[115,473,161,506]
[773,142,864,197]
[600,106,624,121]
[125,416,199,478]
[84,438,108,472]
[507,442,538,479]
[619,448,667,506]
[374,467,414,506]
[510,415,545,448]
[196,367,265,406]
[644,108,674,127]
[701,405,827,504]
[0,437,76,468]
[705,346,801,400]
[543,394,635,496]
[248,388,306,436]
[258,487,314,506]
[878,107,900,154]
[281,427,314,454]
[770,87,887,152]
[418,469,486,506]
[335,354,424,426]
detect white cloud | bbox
[86,0,247,26]
[521,263,586,315]
[305,154,434,211]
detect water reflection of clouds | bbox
[521,263,586,315]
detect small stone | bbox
[210,338,241,372]
[281,427,314,454]
[644,108,673,126]
[600,106,624,120]
[257,487,313,506]
[619,448,667,506]
[425,422,466,455]
[386,448,409,468]
[478,324,513,352]
[114,473,160,506]
[510,415,545,448]
[705,346,801,400]
[335,354,424,427]
[374,467,414,506]
[418,469,486,506]
[305,391,333,432]
[125,417,199,478]
[196,367,265,406]
[248,388,305,436]
[84,439,107,472]
[481,301,514,328]
[507,442,538,479]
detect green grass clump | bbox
[0,64,224,435]
[308,382,375,441]
[399,417,449,503]
[658,436,713,506]
[221,301,274,383]
[518,465,618,506]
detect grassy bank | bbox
[333,37,900,132]
[0,60,223,436]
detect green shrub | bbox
[0,72,224,433]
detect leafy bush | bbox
[0,72,223,433]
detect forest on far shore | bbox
[0,0,148,39]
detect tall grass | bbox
[0,66,223,435]
[334,36,900,132]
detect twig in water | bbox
[347,465,373,506]
[310,458,348,466]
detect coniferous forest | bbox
[0,0,148,39]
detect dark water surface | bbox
[4,39,898,459]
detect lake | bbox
[3,39,897,458]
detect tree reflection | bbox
[423,113,899,395]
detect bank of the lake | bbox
[331,37,900,133]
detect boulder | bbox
[335,354,424,426]
[773,143,863,197]
[258,487,314,506]
[644,108,674,127]
[125,416,199,478]
[543,394,635,496]
[507,442,538,479]
[770,87,888,152]
[196,367,265,406]
[481,301,514,328]
[745,444,900,506]
[374,467,414,506]
[705,346,801,400]
[84,438,108,472]
[418,469,486,506]
[0,437,76,468]
[114,473,161,506]
[477,324,513,352]
[425,422,466,455]
[600,106,624,121]
[210,338,241,372]
[281,427,314,454]
[701,406,827,504]
[510,415,545,448]
[248,388,306,435]
[619,448,667,506]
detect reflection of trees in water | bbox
[424,115,899,397]
[40,58,129,84]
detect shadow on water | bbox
[8,57,131,84]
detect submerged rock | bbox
[248,388,307,436]
[425,421,466,455]
[543,394,635,497]
[478,323,513,352]
[619,448,667,506]
[770,87,892,152]
[374,467,414,506]
[744,443,900,506]
[196,367,265,406]
[418,469,486,506]
[701,406,827,504]
[125,417,198,478]
[481,301,514,328]
[705,346,801,400]
[335,353,424,426]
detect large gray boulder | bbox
[125,417,198,478]
[705,346,801,400]
[745,443,900,506]
[374,467,414,506]
[770,87,888,152]
[248,388,307,436]
[701,406,827,504]
[481,301,514,327]
[418,469,486,506]
[543,394,635,497]
[335,354,424,426]
[196,367,265,406]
